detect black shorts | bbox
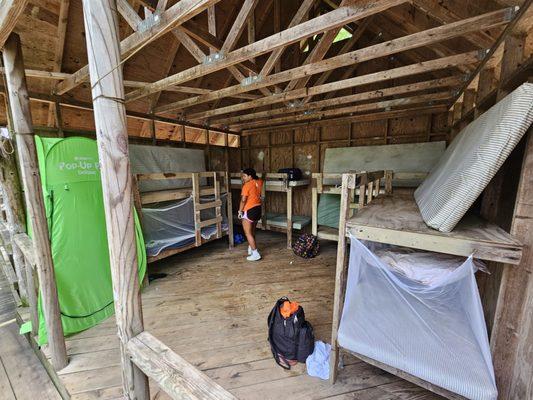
[244,205,262,222]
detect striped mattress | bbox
[415,83,533,232]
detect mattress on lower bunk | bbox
[141,194,228,257]
[338,238,497,400]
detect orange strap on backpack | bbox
[280,300,299,318]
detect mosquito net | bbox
[338,237,497,400]
[142,194,228,257]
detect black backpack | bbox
[267,297,315,369]
[293,234,320,258]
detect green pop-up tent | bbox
[30,136,146,344]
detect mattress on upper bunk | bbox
[415,83,533,233]
[141,194,228,257]
[338,238,497,400]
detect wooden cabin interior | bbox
[0,0,532,399]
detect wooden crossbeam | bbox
[211,76,462,126]
[450,0,530,107]
[232,91,453,130]
[284,0,352,92]
[126,0,410,102]
[154,8,510,115]
[0,0,28,49]
[304,15,373,103]
[55,0,222,95]
[241,105,447,135]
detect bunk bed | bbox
[330,83,533,400]
[311,171,392,241]
[230,172,309,248]
[133,171,234,263]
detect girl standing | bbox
[238,168,263,261]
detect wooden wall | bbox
[234,110,450,217]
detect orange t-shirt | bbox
[241,179,263,211]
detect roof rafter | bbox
[232,91,453,130]
[158,8,511,116]
[187,51,479,123]
[129,0,410,105]
[55,0,222,95]
[209,75,462,126]
[0,0,28,49]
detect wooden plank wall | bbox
[233,111,449,216]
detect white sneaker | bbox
[247,250,261,261]
[248,245,252,256]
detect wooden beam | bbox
[55,0,222,95]
[189,50,479,122]
[126,0,410,102]
[46,0,71,128]
[285,0,352,92]
[117,0,142,29]
[490,130,533,399]
[207,5,216,53]
[0,0,28,49]
[210,76,462,125]
[232,91,452,130]
[221,0,259,53]
[127,331,238,400]
[304,16,372,103]
[2,33,68,370]
[81,0,149,397]
[241,105,447,134]
[155,7,511,115]
[450,1,529,107]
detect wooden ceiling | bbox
[2,0,532,135]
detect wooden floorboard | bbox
[29,231,443,400]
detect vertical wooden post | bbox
[286,185,293,249]
[358,173,367,209]
[490,130,533,399]
[330,173,354,383]
[2,33,68,370]
[384,170,393,195]
[0,136,28,301]
[311,175,318,236]
[223,172,234,249]
[192,172,202,246]
[214,172,222,239]
[80,1,149,398]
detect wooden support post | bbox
[0,136,28,301]
[311,175,319,236]
[358,173,367,209]
[80,1,149,398]
[384,170,393,195]
[23,257,38,336]
[330,173,354,383]
[223,172,234,249]
[2,33,68,370]
[490,130,533,399]
[192,172,202,246]
[260,175,266,230]
[287,186,293,249]
[367,181,374,203]
[214,172,222,239]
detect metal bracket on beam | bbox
[137,13,161,33]
[203,52,225,65]
[241,75,262,86]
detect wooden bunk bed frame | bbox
[230,172,309,249]
[311,171,393,241]
[132,171,234,263]
[329,172,524,399]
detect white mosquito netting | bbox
[142,194,228,257]
[338,237,497,400]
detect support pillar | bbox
[2,33,68,370]
[80,0,149,398]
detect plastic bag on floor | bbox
[338,237,497,400]
[306,341,331,380]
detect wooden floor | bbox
[33,231,443,400]
[0,265,62,400]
